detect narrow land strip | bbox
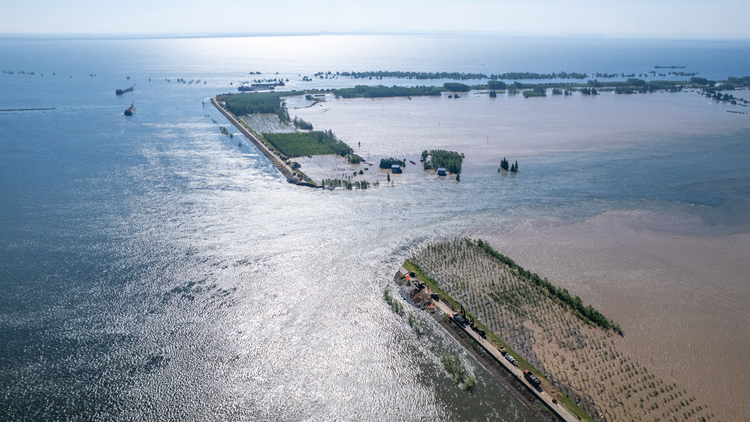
[396,265,580,422]
[212,95,313,185]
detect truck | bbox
[524,370,541,386]
[470,324,486,338]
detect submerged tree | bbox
[500,157,509,171]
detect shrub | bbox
[292,117,313,130]
[442,354,465,382]
[487,80,507,90]
[444,82,470,92]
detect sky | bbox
[1,0,749,40]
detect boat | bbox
[116,84,135,95]
[654,65,686,69]
[124,100,135,116]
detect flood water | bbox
[1,34,750,421]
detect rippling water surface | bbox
[2,35,750,420]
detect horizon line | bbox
[1,30,749,43]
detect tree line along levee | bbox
[220,91,473,187]
[398,238,714,422]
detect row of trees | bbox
[337,70,491,80]
[471,238,621,334]
[321,179,373,190]
[499,158,518,173]
[443,83,470,92]
[725,76,750,87]
[610,79,681,94]
[593,72,636,78]
[522,86,547,98]
[487,80,507,90]
[333,85,443,98]
[615,86,635,94]
[710,92,740,103]
[307,70,592,82]
[551,88,571,95]
[580,87,598,95]
[489,71,588,80]
[422,149,464,174]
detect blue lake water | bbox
[1,34,750,420]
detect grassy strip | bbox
[261,130,353,158]
[403,259,594,422]
[295,169,316,186]
[234,117,281,155]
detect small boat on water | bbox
[116,84,135,95]
[124,100,135,116]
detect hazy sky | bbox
[2,0,749,39]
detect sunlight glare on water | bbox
[1,34,750,421]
